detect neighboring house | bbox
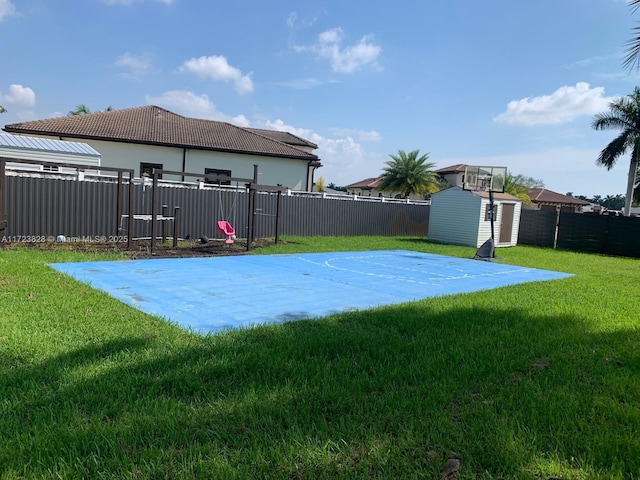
[428,186,522,248]
[344,176,429,200]
[345,176,384,197]
[435,164,467,187]
[0,133,100,173]
[3,106,322,191]
[527,188,591,213]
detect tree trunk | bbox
[624,155,638,216]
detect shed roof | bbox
[433,186,521,202]
[0,133,100,158]
[3,106,318,161]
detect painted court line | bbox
[50,250,572,334]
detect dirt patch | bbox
[0,238,278,259]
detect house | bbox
[3,106,321,191]
[0,133,100,173]
[344,176,432,200]
[345,176,384,196]
[435,164,467,187]
[527,188,590,213]
[428,186,522,248]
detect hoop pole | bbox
[151,170,159,254]
[489,190,496,256]
[116,171,123,237]
[275,187,282,244]
[127,173,134,249]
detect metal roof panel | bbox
[0,133,100,157]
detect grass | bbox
[1,237,639,479]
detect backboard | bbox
[462,166,506,193]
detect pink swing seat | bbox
[217,220,235,244]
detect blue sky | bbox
[1,0,638,197]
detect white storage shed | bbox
[0,134,100,173]
[428,186,522,248]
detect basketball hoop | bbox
[463,165,507,260]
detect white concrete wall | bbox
[3,149,100,174]
[56,137,310,190]
[428,187,482,247]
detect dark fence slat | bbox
[3,175,430,241]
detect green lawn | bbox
[1,237,639,479]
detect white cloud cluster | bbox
[0,0,16,22]
[294,27,382,74]
[114,53,154,79]
[0,84,36,106]
[145,90,250,126]
[142,89,379,185]
[179,55,254,94]
[263,119,380,183]
[493,82,614,126]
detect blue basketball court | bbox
[50,250,572,334]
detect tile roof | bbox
[3,106,318,161]
[435,164,467,174]
[528,188,590,206]
[344,176,383,189]
[245,128,318,149]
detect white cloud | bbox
[0,84,36,106]
[329,127,382,142]
[114,53,154,79]
[179,55,254,94]
[145,90,249,126]
[276,78,324,90]
[0,0,16,22]
[263,119,379,184]
[293,27,382,74]
[493,82,615,126]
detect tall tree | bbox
[624,0,640,70]
[68,105,113,116]
[378,150,441,198]
[68,104,92,115]
[503,172,536,204]
[591,86,640,216]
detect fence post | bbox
[151,171,159,254]
[173,206,180,248]
[0,159,6,236]
[116,171,123,237]
[162,204,168,243]
[127,173,134,250]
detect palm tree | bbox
[0,105,5,114]
[503,172,533,204]
[378,150,441,198]
[591,86,640,216]
[624,0,640,70]
[68,104,92,116]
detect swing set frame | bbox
[148,165,287,254]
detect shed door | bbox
[499,203,515,243]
